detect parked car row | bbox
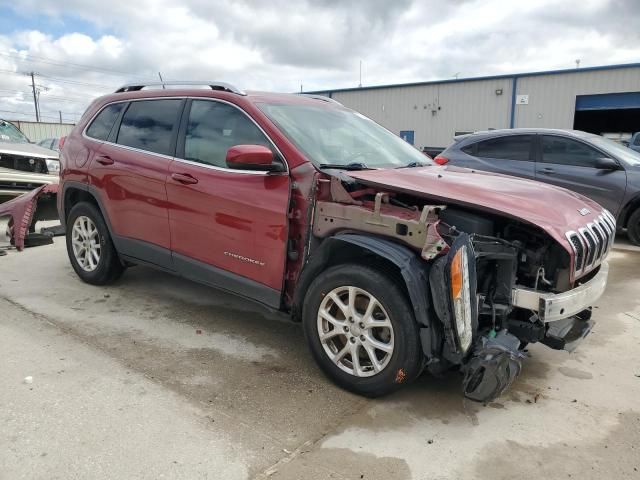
[436,129,640,245]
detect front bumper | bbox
[511,262,609,322]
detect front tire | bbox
[627,208,640,246]
[66,202,124,285]
[302,264,422,397]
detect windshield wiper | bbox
[318,162,370,171]
[397,161,430,169]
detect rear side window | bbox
[461,144,475,155]
[116,100,182,156]
[541,136,602,167]
[475,135,532,161]
[183,100,272,168]
[85,103,125,141]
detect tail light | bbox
[434,156,449,165]
[58,136,66,149]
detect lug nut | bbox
[360,335,366,341]
[350,337,356,343]
[359,322,365,329]
[343,326,349,332]
[348,317,354,323]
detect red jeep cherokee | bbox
[57,82,613,401]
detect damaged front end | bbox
[428,229,601,403]
[0,184,59,250]
[429,234,525,402]
[312,173,607,403]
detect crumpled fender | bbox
[0,184,58,251]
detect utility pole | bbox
[59,110,62,124]
[30,72,40,122]
[158,71,165,89]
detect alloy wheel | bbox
[317,286,395,377]
[71,215,101,272]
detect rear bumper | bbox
[511,262,608,322]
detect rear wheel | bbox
[627,208,640,246]
[302,264,422,397]
[66,202,124,285]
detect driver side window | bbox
[541,136,602,168]
[184,100,273,168]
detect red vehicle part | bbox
[0,184,58,251]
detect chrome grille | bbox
[566,210,616,278]
[568,233,585,271]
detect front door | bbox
[535,134,627,216]
[165,99,290,307]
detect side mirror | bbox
[225,145,282,172]
[594,157,620,170]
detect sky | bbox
[0,0,638,123]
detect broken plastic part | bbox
[0,184,58,251]
[541,310,594,352]
[462,331,525,403]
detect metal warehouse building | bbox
[307,63,640,154]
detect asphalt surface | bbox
[1,233,639,480]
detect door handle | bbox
[171,172,199,185]
[540,167,555,175]
[95,155,114,166]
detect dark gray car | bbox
[438,128,640,245]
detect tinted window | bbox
[461,144,475,155]
[184,100,272,168]
[116,100,181,156]
[86,103,125,141]
[541,136,602,167]
[475,135,532,161]
[634,135,640,146]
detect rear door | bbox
[535,134,627,215]
[461,135,536,180]
[165,99,290,307]
[89,98,183,268]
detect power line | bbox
[0,51,151,80]
[0,68,116,89]
[0,108,80,121]
[0,88,97,102]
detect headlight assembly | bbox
[45,158,60,175]
[451,245,473,353]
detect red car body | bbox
[41,84,615,400]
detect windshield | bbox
[0,120,29,143]
[257,102,431,168]
[590,135,640,166]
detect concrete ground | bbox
[1,233,639,480]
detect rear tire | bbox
[302,264,422,397]
[627,208,640,246]
[66,202,124,285]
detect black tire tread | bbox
[65,202,124,285]
[627,208,640,246]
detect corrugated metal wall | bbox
[318,65,640,150]
[514,68,640,128]
[331,78,513,149]
[10,121,75,142]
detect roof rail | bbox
[114,81,246,95]
[299,94,343,106]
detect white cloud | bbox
[0,0,638,122]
